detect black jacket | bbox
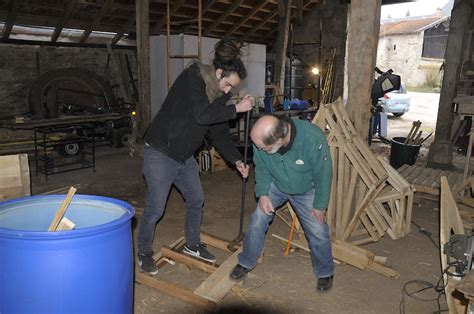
[144,63,242,164]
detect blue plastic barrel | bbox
[0,194,135,314]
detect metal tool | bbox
[228,109,252,252]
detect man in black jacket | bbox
[137,39,254,275]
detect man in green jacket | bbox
[230,115,334,292]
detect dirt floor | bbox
[28,140,466,314]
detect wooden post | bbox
[345,0,381,141]
[273,0,292,95]
[427,0,472,168]
[135,0,151,137]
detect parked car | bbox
[379,84,411,117]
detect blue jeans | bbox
[137,144,204,255]
[238,183,334,279]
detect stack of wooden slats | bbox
[312,99,414,245]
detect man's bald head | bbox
[250,115,290,153]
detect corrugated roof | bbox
[380,16,449,37]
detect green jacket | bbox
[253,119,333,210]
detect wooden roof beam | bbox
[2,0,20,40]
[80,0,114,43]
[227,0,269,36]
[51,1,77,43]
[112,18,135,46]
[150,0,186,34]
[203,0,243,37]
[180,0,218,34]
[241,11,278,42]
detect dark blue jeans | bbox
[238,183,334,279]
[137,144,204,255]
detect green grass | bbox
[407,85,441,93]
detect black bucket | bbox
[389,137,421,169]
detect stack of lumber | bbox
[312,99,414,244]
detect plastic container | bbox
[389,137,421,169]
[0,194,134,314]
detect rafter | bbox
[150,0,186,34]
[180,0,218,34]
[2,0,20,40]
[112,18,135,46]
[80,0,114,43]
[51,1,77,43]
[241,10,278,42]
[203,0,243,36]
[227,0,269,37]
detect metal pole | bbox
[238,110,251,237]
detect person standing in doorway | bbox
[138,38,253,275]
[230,115,334,292]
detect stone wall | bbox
[291,1,348,101]
[377,33,443,87]
[0,44,137,119]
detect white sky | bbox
[381,0,451,19]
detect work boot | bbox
[138,253,158,276]
[229,264,250,281]
[316,275,333,292]
[183,243,216,263]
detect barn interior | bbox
[1,0,474,313]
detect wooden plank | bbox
[161,247,218,274]
[405,166,425,184]
[48,187,77,232]
[342,180,385,240]
[397,164,412,177]
[366,260,400,278]
[201,232,240,253]
[432,170,451,188]
[421,169,443,187]
[18,154,31,198]
[440,175,467,314]
[135,272,216,310]
[194,247,242,303]
[411,167,435,185]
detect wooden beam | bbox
[345,0,381,142]
[427,0,472,167]
[136,0,151,136]
[241,11,278,42]
[150,0,186,34]
[51,1,77,43]
[112,18,135,46]
[194,248,242,303]
[161,247,218,274]
[227,0,268,37]
[2,0,20,40]
[273,0,292,90]
[80,0,114,43]
[180,0,218,34]
[135,272,216,310]
[203,0,243,37]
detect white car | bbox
[379,84,411,117]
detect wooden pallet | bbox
[135,232,242,310]
[397,164,464,195]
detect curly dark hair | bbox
[213,38,247,79]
